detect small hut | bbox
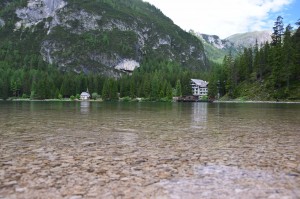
[80,89,90,100]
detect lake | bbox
[0,101,299,198]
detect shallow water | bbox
[0,101,299,198]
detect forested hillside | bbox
[0,0,208,75]
[0,0,208,100]
[208,17,300,101]
[1,1,298,102]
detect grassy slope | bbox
[220,81,300,101]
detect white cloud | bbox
[143,0,294,38]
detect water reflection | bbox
[80,101,90,114]
[190,103,208,129]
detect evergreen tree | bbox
[159,80,166,99]
[207,73,216,99]
[263,41,271,74]
[130,80,135,98]
[143,76,151,98]
[2,79,9,100]
[253,39,260,80]
[175,79,182,97]
[223,54,236,97]
[110,79,118,100]
[10,80,18,97]
[271,16,284,46]
[1,76,9,100]
[22,71,31,95]
[294,19,300,77]
[166,82,173,100]
[60,76,70,97]
[151,73,159,100]
[181,73,192,96]
[282,24,295,89]
[102,79,110,100]
[35,77,47,99]
[296,19,300,26]
[270,44,284,92]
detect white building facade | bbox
[80,92,90,100]
[191,79,209,99]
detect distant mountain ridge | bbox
[192,30,272,63]
[226,30,272,48]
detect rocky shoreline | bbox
[3,98,300,104]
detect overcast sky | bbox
[143,0,299,39]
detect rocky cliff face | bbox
[197,34,234,50]
[15,0,67,30]
[0,18,5,27]
[0,0,208,76]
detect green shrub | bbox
[58,94,63,100]
[120,96,132,102]
[30,91,35,100]
[200,95,208,101]
[92,92,99,100]
[159,97,171,102]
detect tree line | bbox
[0,54,208,101]
[208,17,300,100]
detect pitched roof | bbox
[80,92,90,97]
[191,79,209,87]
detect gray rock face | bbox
[197,33,234,50]
[15,0,67,29]
[39,13,177,74]
[115,59,140,72]
[88,53,123,69]
[12,0,208,75]
[40,40,63,65]
[55,10,102,34]
[17,0,140,73]
[40,40,124,76]
[153,35,171,49]
[0,18,5,28]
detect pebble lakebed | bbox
[0,102,299,198]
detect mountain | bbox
[192,32,237,63]
[0,0,208,77]
[193,30,272,63]
[226,30,272,49]
[197,33,232,50]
